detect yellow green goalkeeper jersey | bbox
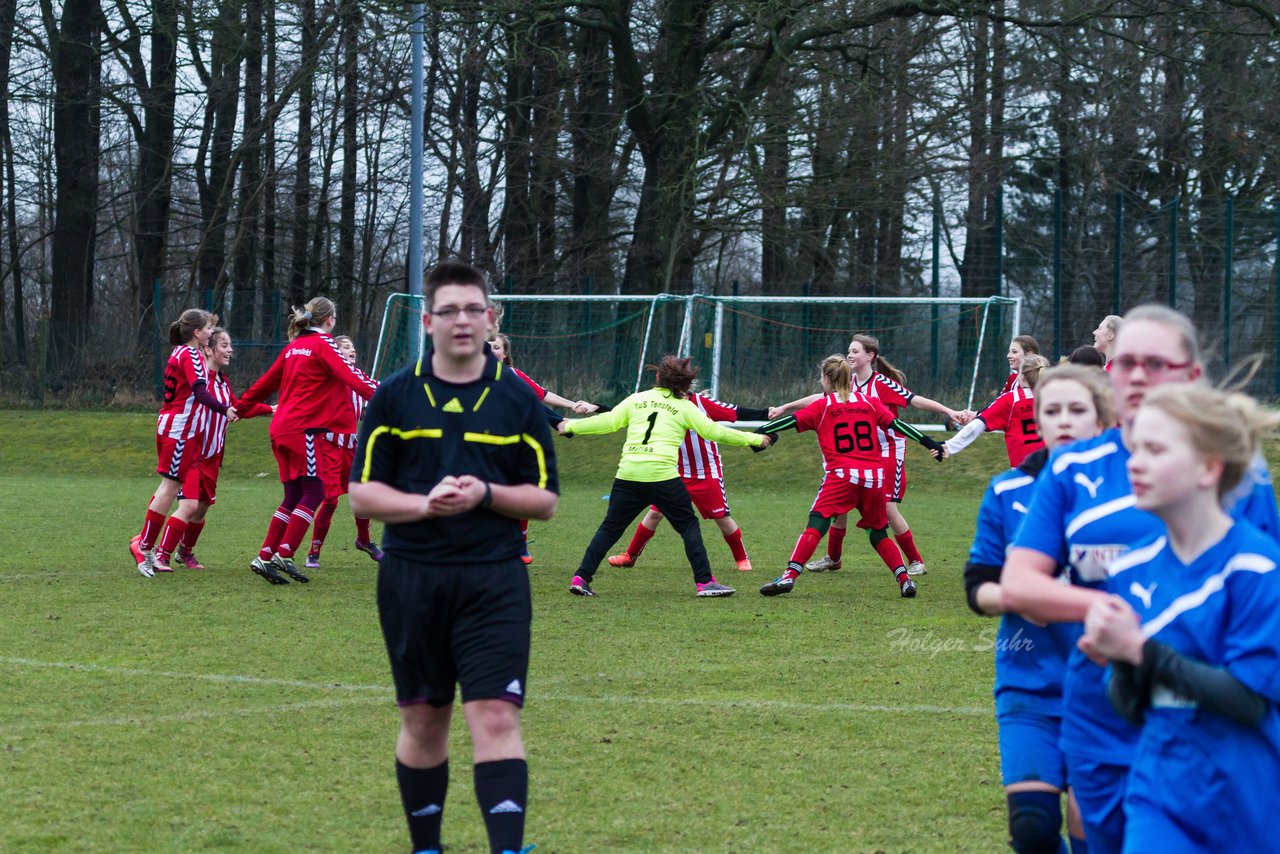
[564,387,767,482]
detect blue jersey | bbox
[1014,426,1280,764]
[1106,522,1280,851]
[970,468,1079,716]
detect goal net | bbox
[372,293,1022,417]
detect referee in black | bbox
[349,260,558,854]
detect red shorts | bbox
[810,471,889,530]
[270,432,339,483]
[179,456,221,504]
[650,476,730,520]
[319,439,356,500]
[884,443,907,503]
[156,433,201,496]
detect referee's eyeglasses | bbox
[1111,354,1193,375]
[430,304,489,320]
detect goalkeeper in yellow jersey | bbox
[558,356,773,597]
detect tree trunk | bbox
[194,0,243,296]
[289,0,316,306]
[132,0,178,351]
[337,0,359,325]
[232,0,264,341]
[46,0,101,377]
[565,9,618,286]
[0,0,13,363]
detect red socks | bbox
[789,527,823,567]
[181,520,205,552]
[355,516,372,543]
[259,508,291,560]
[625,521,657,558]
[873,536,906,573]
[156,517,187,558]
[727,527,747,560]
[311,498,339,553]
[895,529,923,564]
[139,508,166,551]
[827,526,846,562]
[277,506,316,558]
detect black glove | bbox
[921,436,946,462]
[751,425,777,453]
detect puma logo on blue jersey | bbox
[1074,472,1105,498]
[1129,581,1157,609]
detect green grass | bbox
[0,411,1079,852]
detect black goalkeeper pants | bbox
[576,477,714,585]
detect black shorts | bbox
[377,553,531,708]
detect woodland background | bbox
[1,1,1278,398]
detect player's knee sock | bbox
[396,758,448,852]
[788,528,823,571]
[259,509,291,560]
[827,525,846,561]
[311,498,338,553]
[181,520,205,551]
[625,520,656,558]
[474,758,527,854]
[156,517,187,558]
[139,508,166,551]
[354,515,372,544]
[278,479,324,559]
[260,481,303,559]
[895,528,923,563]
[868,528,906,576]
[1007,790,1064,854]
[723,527,747,561]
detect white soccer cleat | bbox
[805,555,841,573]
[906,560,927,577]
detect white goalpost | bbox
[372,291,1022,418]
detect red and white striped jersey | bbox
[853,372,915,457]
[978,384,1044,467]
[157,345,211,442]
[794,391,897,476]
[238,329,378,438]
[201,371,273,460]
[676,393,742,480]
[324,388,368,449]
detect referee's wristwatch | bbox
[481,481,493,508]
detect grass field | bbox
[0,409,1092,852]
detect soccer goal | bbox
[372,292,1021,414]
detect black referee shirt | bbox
[352,350,559,564]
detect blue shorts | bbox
[1065,755,1128,854]
[998,710,1067,789]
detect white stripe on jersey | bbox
[676,395,735,480]
[994,474,1036,495]
[827,468,884,488]
[1065,494,1138,540]
[157,346,212,442]
[1104,536,1166,578]
[1051,441,1121,476]
[854,372,914,457]
[1141,552,1277,638]
[201,373,234,459]
[324,388,367,449]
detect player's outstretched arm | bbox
[888,418,947,462]
[768,394,820,420]
[908,394,964,424]
[940,418,987,458]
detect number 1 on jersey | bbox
[641,411,658,444]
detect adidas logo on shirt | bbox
[488,799,524,814]
[506,679,523,697]
[410,803,442,817]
